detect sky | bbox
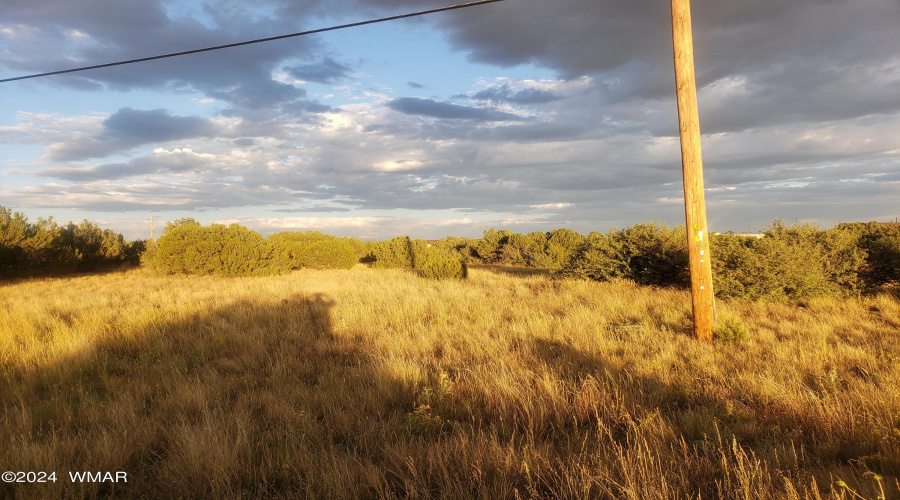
[1,0,898,241]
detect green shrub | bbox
[554,223,687,287]
[616,223,688,287]
[708,235,756,299]
[713,317,749,342]
[417,246,467,280]
[269,231,358,270]
[545,228,584,268]
[300,239,358,269]
[140,239,158,268]
[403,404,443,437]
[711,221,866,300]
[152,223,283,277]
[215,225,284,276]
[151,221,204,274]
[865,233,900,285]
[372,236,415,269]
[345,237,371,262]
[553,232,628,281]
[524,232,554,268]
[428,237,473,263]
[474,228,509,263]
[499,232,553,267]
[836,222,900,287]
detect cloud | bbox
[284,57,352,84]
[42,108,222,161]
[36,147,217,181]
[206,80,307,110]
[470,84,562,105]
[217,216,383,233]
[386,97,521,122]
[104,108,218,143]
[0,111,106,146]
[2,178,308,212]
[2,0,898,238]
[436,218,473,226]
[0,110,228,163]
[360,0,900,131]
[269,206,353,213]
[0,0,331,117]
[530,203,573,210]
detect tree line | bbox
[141,219,467,280]
[445,221,900,300]
[3,205,898,298]
[0,206,142,275]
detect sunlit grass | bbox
[1,266,898,498]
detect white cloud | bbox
[216,216,382,231]
[530,203,573,209]
[436,218,473,226]
[65,29,89,39]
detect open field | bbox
[1,266,899,499]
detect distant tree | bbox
[344,237,371,262]
[1,206,133,274]
[372,236,415,269]
[152,222,206,274]
[836,222,900,287]
[545,228,584,267]
[58,220,126,266]
[711,221,866,300]
[428,237,471,262]
[0,207,30,272]
[269,231,358,270]
[25,217,61,268]
[125,239,147,265]
[475,228,511,263]
[417,245,467,280]
[0,207,29,248]
[554,223,686,287]
[553,231,628,282]
[615,223,688,287]
[165,218,202,232]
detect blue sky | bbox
[1,0,898,240]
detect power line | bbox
[0,0,504,84]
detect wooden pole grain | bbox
[671,0,715,341]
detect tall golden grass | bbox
[1,266,898,499]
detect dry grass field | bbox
[1,265,899,499]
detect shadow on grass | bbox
[2,292,896,499]
[469,263,551,278]
[0,293,420,499]
[0,262,140,286]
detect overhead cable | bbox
[0,0,504,84]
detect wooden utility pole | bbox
[149,216,156,240]
[671,0,715,341]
